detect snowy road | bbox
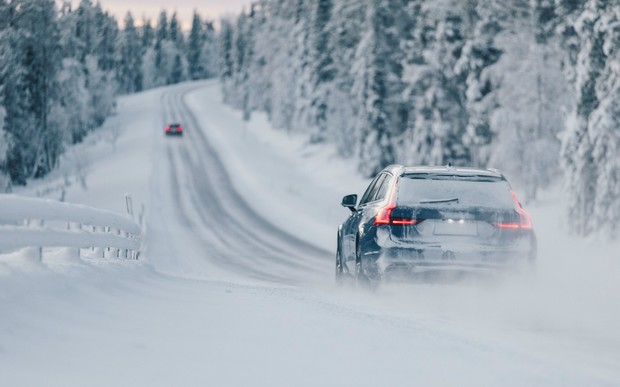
[2,81,619,386]
[153,84,329,284]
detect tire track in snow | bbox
[157,83,331,284]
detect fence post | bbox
[125,194,134,220]
[67,222,81,259]
[38,220,44,262]
[0,196,141,263]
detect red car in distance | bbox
[165,123,183,136]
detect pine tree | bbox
[141,18,154,53]
[560,0,604,236]
[325,0,366,157]
[218,18,234,84]
[242,1,271,114]
[54,57,91,144]
[169,12,183,48]
[352,0,401,177]
[94,7,118,72]
[187,11,205,80]
[170,53,183,84]
[117,12,142,93]
[4,0,63,182]
[165,12,187,84]
[0,98,7,187]
[74,0,96,62]
[271,0,309,131]
[398,1,471,167]
[0,2,12,187]
[154,10,168,87]
[231,10,249,109]
[200,20,218,79]
[454,0,502,167]
[561,0,620,236]
[307,0,335,143]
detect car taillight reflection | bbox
[374,180,421,226]
[495,191,533,229]
[374,205,421,226]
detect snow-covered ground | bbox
[1,81,619,386]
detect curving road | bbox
[150,83,331,285]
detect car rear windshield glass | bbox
[397,174,515,209]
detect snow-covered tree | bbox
[476,0,572,201]
[187,11,206,80]
[453,0,503,168]
[58,0,117,136]
[116,12,142,93]
[0,97,8,190]
[352,0,403,176]
[398,1,470,167]
[324,0,366,156]
[54,58,91,144]
[218,18,235,99]
[95,7,118,72]
[141,18,154,53]
[167,11,188,84]
[169,12,183,48]
[153,10,168,87]
[306,0,335,143]
[0,0,63,183]
[200,20,218,79]
[561,0,620,236]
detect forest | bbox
[1,0,619,237]
[0,0,217,185]
[218,0,620,237]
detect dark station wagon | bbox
[336,165,537,286]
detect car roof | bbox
[384,164,505,179]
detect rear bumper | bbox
[361,233,536,279]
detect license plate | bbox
[433,220,478,236]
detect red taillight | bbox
[374,207,420,226]
[496,223,520,229]
[177,126,183,132]
[392,219,417,225]
[373,178,420,226]
[496,191,533,229]
[374,205,394,225]
[165,125,171,132]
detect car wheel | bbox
[354,240,372,290]
[335,248,344,285]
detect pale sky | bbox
[67,1,252,29]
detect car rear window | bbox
[397,174,516,209]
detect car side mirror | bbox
[341,194,357,212]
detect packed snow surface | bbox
[1,81,619,386]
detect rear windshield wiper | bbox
[419,198,459,204]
